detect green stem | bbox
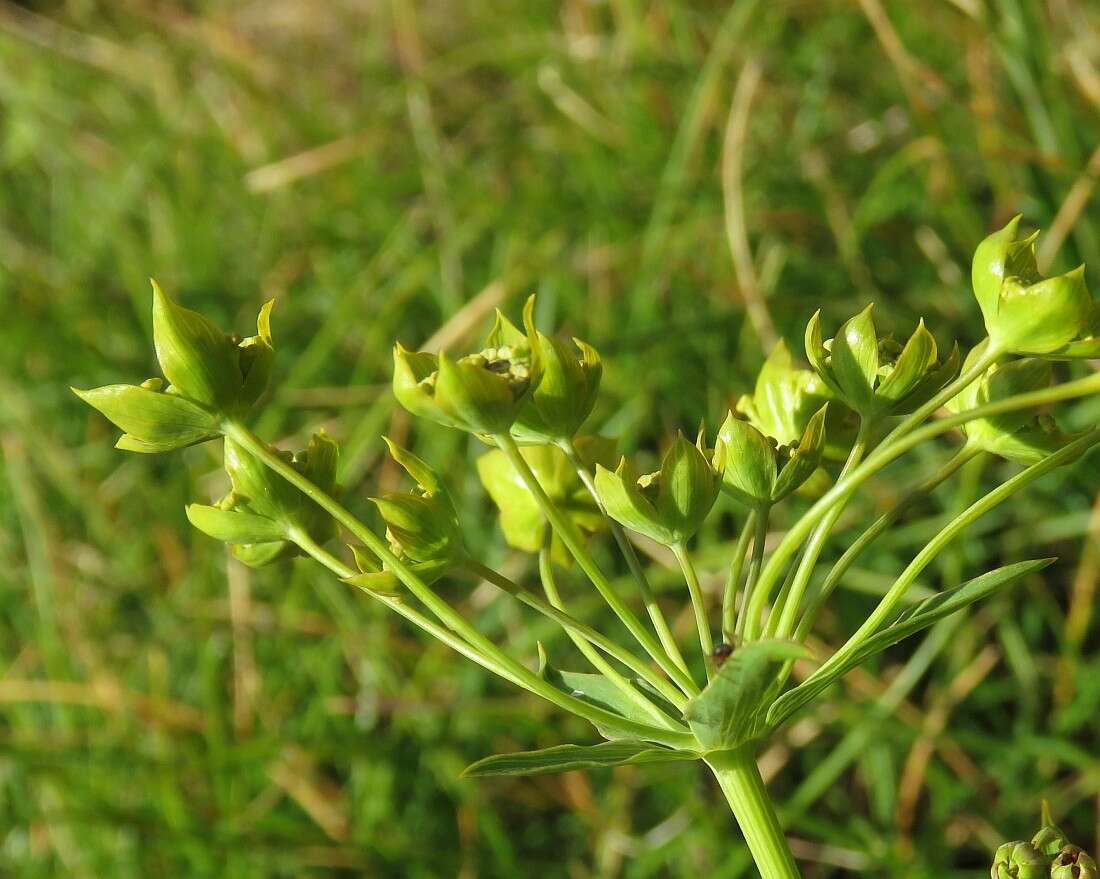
[879,341,1001,446]
[736,506,770,640]
[722,511,756,641]
[804,426,1100,691]
[226,421,695,748]
[707,748,801,879]
[794,444,981,642]
[290,529,529,689]
[494,432,699,697]
[467,557,687,715]
[768,423,871,640]
[672,542,713,669]
[559,438,693,682]
[532,549,682,728]
[748,368,1100,623]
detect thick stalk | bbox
[559,438,692,681]
[804,427,1100,691]
[707,748,801,879]
[748,369,1100,622]
[226,421,695,748]
[494,432,699,696]
[672,542,714,669]
[736,506,770,639]
[768,424,871,640]
[722,512,756,641]
[467,557,687,715]
[794,444,981,642]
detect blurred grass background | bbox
[3,0,1100,876]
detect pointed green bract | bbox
[73,384,219,452]
[829,304,879,410]
[185,504,288,544]
[714,414,776,508]
[151,280,243,409]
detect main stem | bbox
[707,749,800,879]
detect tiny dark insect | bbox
[711,643,734,666]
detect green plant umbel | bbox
[75,221,1100,878]
[991,804,1098,878]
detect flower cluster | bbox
[992,809,1097,879]
[73,217,1100,879]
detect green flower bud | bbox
[477,436,612,566]
[481,306,600,444]
[344,441,464,590]
[972,217,1094,355]
[371,439,464,568]
[392,297,541,436]
[186,431,339,567]
[806,306,958,419]
[991,841,1048,879]
[946,347,1077,466]
[594,432,718,547]
[74,285,276,450]
[1052,846,1098,879]
[714,405,828,508]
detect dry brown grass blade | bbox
[722,57,778,352]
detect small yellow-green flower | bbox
[73,282,274,452]
[1052,847,1098,879]
[346,440,466,590]
[714,405,827,509]
[393,296,541,436]
[990,841,1047,879]
[973,216,1094,356]
[806,305,959,420]
[493,308,602,444]
[594,432,718,548]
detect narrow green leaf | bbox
[462,741,699,778]
[767,558,1054,727]
[545,668,680,730]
